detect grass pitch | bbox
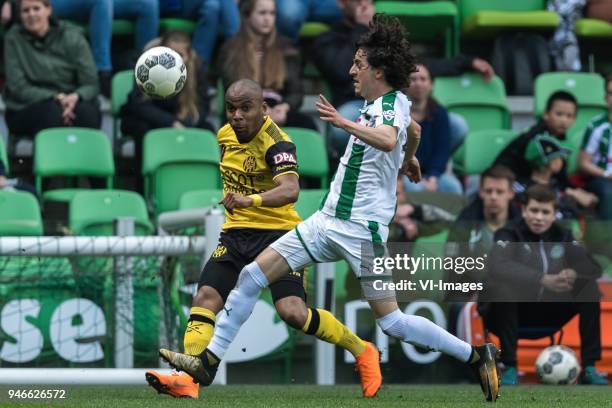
[1,384,611,407]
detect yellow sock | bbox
[183,307,216,355]
[302,308,366,357]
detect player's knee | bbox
[193,285,224,312]
[275,297,308,329]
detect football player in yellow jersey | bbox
[147,79,381,399]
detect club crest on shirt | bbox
[383,109,395,122]
[243,155,257,173]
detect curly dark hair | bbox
[355,13,417,90]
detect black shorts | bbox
[198,228,307,303]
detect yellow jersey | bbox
[218,116,302,231]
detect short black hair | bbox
[481,165,515,187]
[356,13,417,90]
[545,90,577,112]
[524,184,557,208]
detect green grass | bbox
[1,385,611,407]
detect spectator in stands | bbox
[578,74,612,220]
[445,165,518,299]
[218,0,316,130]
[121,30,213,192]
[159,0,240,66]
[517,135,597,220]
[312,0,494,158]
[402,63,463,194]
[390,176,456,242]
[495,91,577,188]
[50,0,159,96]
[4,0,100,138]
[275,0,341,42]
[482,184,607,385]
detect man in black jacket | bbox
[446,165,519,299]
[311,0,494,158]
[482,184,607,385]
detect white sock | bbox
[376,309,472,362]
[207,262,269,360]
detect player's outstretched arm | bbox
[316,94,397,151]
[219,173,299,213]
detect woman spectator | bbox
[403,63,462,194]
[120,30,213,191]
[4,0,100,138]
[218,0,316,130]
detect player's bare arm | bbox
[219,173,299,212]
[316,94,397,152]
[400,120,422,182]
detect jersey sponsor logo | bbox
[382,109,396,122]
[222,169,265,195]
[243,155,257,173]
[212,244,227,258]
[273,152,296,165]
[275,164,296,172]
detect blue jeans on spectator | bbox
[275,0,342,41]
[402,174,464,195]
[448,112,468,153]
[52,0,158,69]
[182,0,240,65]
[114,0,159,51]
[52,0,113,71]
[329,99,362,158]
[587,176,612,220]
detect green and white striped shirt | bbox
[321,90,411,225]
[582,114,612,172]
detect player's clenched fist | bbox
[219,192,253,214]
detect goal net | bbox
[0,235,208,369]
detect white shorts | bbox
[270,211,395,300]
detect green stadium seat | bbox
[179,189,224,210]
[69,190,153,236]
[432,74,511,131]
[143,128,220,218]
[454,129,518,175]
[411,229,450,302]
[575,18,612,38]
[294,189,327,219]
[111,19,135,36]
[459,0,559,38]
[376,1,459,57]
[159,18,197,34]
[0,135,8,175]
[111,70,135,141]
[299,22,330,39]
[534,72,608,134]
[66,19,135,37]
[284,127,329,187]
[0,190,43,236]
[34,128,115,202]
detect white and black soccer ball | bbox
[134,46,187,99]
[535,345,580,384]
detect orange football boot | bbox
[354,342,382,398]
[145,370,199,399]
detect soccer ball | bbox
[134,46,187,99]
[535,345,580,384]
